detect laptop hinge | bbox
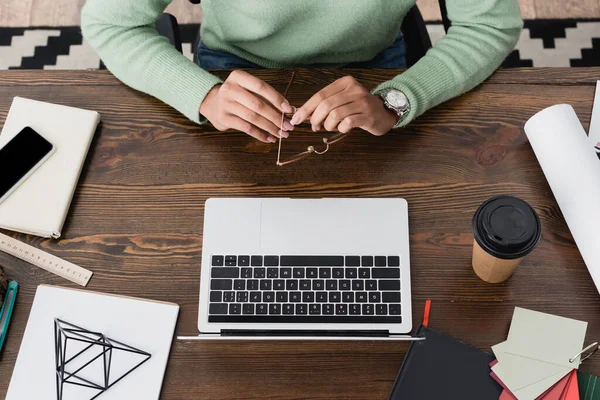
[220,330,390,337]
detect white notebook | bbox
[7,285,179,400]
[0,97,100,238]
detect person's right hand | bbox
[199,70,295,143]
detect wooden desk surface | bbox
[0,68,599,399]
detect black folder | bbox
[388,325,502,400]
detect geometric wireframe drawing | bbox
[54,318,151,400]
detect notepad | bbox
[6,285,179,400]
[0,97,100,238]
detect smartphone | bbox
[0,127,55,205]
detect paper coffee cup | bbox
[472,196,541,283]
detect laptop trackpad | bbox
[259,199,399,254]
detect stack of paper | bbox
[491,308,588,400]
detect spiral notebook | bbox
[0,97,100,238]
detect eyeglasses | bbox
[276,71,348,166]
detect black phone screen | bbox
[0,127,54,198]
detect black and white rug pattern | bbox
[1,20,599,70]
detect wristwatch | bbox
[378,88,411,125]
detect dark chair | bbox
[155,1,450,67]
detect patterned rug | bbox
[1,20,599,70]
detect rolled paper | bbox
[524,104,600,294]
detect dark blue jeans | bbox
[197,33,407,69]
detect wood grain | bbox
[535,0,600,19]
[29,0,86,27]
[0,68,600,399]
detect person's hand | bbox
[199,70,295,143]
[291,76,398,136]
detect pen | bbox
[0,281,19,352]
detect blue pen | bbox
[0,281,18,352]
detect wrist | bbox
[199,84,221,122]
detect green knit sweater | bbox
[81,0,522,126]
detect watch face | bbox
[386,90,408,109]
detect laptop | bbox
[182,198,419,341]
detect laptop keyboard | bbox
[208,255,403,323]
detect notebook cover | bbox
[0,97,100,238]
[388,325,502,400]
[578,371,600,400]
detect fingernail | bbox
[279,130,289,139]
[283,120,294,131]
[281,102,293,113]
[290,113,301,125]
[312,125,319,132]
[267,136,276,143]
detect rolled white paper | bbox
[524,104,600,294]
[590,81,600,146]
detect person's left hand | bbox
[290,76,398,136]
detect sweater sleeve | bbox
[81,0,222,124]
[373,0,523,127]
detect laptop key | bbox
[310,304,321,315]
[323,304,335,314]
[254,268,266,278]
[229,304,241,314]
[276,292,288,302]
[251,255,263,266]
[388,256,400,267]
[280,268,292,278]
[300,280,311,290]
[210,291,222,302]
[290,292,301,302]
[296,304,308,315]
[333,268,344,278]
[263,292,275,302]
[269,304,281,315]
[372,268,400,278]
[209,303,228,315]
[329,292,341,303]
[241,268,252,278]
[389,304,401,315]
[273,279,285,290]
[336,304,348,315]
[356,292,367,303]
[243,304,254,314]
[350,304,361,315]
[303,292,315,303]
[211,279,232,290]
[379,280,400,291]
[362,304,374,315]
[376,304,388,315]
[267,268,279,278]
[361,256,373,267]
[283,304,294,314]
[212,255,224,266]
[236,292,248,303]
[382,292,401,303]
[212,268,239,279]
[264,256,279,266]
[316,292,328,302]
[339,280,351,291]
[343,292,354,303]
[225,255,237,266]
[260,279,272,290]
[319,268,331,278]
[256,304,268,314]
[345,268,357,278]
[374,256,386,267]
[352,280,364,291]
[307,268,318,278]
[369,292,381,303]
[250,292,261,302]
[247,279,259,290]
[286,279,299,291]
[239,255,250,266]
[281,256,344,267]
[223,291,235,302]
[234,279,245,290]
[313,280,325,290]
[293,268,305,278]
[359,268,370,278]
[366,280,377,290]
[326,280,337,290]
[345,256,360,266]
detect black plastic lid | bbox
[472,195,541,260]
